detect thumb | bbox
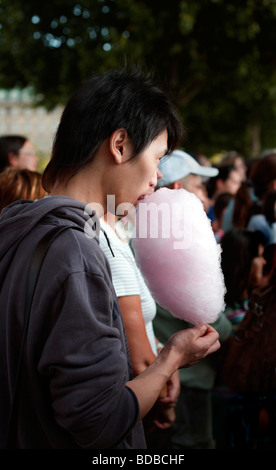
[192,323,208,337]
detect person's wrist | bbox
[157,342,182,377]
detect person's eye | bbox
[160,154,169,163]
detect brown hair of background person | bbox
[0,168,47,212]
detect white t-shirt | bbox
[100,219,157,355]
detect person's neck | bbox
[49,165,107,215]
[102,213,130,243]
[103,213,119,230]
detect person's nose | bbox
[149,170,158,188]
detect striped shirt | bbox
[99,219,157,355]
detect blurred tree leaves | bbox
[0,0,276,157]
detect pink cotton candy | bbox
[132,187,226,325]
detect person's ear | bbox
[173,181,182,189]
[109,128,130,164]
[8,152,19,167]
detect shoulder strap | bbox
[6,224,82,448]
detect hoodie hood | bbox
[0,196,98,284]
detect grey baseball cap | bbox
[157,149,219,187]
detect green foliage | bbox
[1,0,276,157]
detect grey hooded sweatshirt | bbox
[0,196,146,449]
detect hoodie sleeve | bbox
[37,270,140,449]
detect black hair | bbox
[42,67,184,191]
[249,153,276,200]
[207,164,236,198]
[213,191,233,221]
[232,180,262,228]
[221,228,266,307]
[263,243,276,276]
[0,135,27,172]
[262,189,276,224]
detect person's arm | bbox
[118,294,168,400]
[149,370,180,430]
[38,270,142,449]
[126,323,220,421]
[118,295,157,372]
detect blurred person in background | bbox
[157,149,218,213]
[220,151,247,182]
[0,135,38,172]
[223,152,276,241]
[207,165,242,228]
[213,231,275,449]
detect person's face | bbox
[181,174,209,211]
[234,157,247,182]
[11,140,38,171]
[221,169,241,195]
[115,130,168,209]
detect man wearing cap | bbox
[157,149,218,212]
[147,150,232,450]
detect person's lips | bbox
[137,188,155,201]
